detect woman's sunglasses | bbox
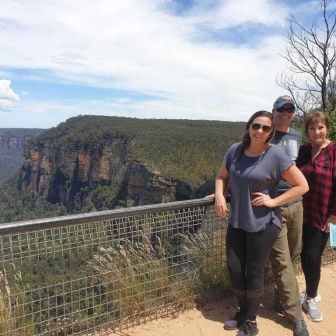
[251,123,272,133]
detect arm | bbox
[214,165,229,219]
[326,144,336,225]
[251,165,309,208]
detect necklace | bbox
[311,139,330,159]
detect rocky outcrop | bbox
[118,161,191,207]
[18,137,194,211]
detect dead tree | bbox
[278,0,336,115]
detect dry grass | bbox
[179,231,230,298]
[88,231,231,328]
[89,236,185,322]
[0,264,33,336]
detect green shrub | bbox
[328,112,336,141]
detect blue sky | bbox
[0,0,325,128]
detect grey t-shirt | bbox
[271,128,302,195]
[223,143,293,232]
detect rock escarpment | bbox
[0,129,42,182]
[0,130,39,150]
[19,137,192,211]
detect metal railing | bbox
[0,199,228,335]
[0,199,335,336]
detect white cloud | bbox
[0,79,20,109]
[0,0,295,125]
[186,0,288,29]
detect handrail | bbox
[0,198,213,234]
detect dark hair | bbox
[241,111,275,151]
[304,109,330,136]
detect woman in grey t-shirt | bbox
[214,111,308,336]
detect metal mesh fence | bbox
[0,199,335,335]
[0,199,228,335]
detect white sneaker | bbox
[300,290,321,305]
[302,296,323,322]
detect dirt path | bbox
[115,263,335,336]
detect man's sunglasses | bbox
[251,123,272,133]
[276,107,295,113]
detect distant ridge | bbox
[0,128,42,182]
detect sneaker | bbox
[293,320,309,336]
[300,290,321,305]
[302,297,323,322]
[236,320,258,336]
[224,311,245,330]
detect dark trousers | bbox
[226,224,280,320]
[300,225,329,298]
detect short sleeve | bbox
[272,145,294,177]
[223,143,241,172]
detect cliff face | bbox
[0,129,42,183]
[119,161,191,207]
[19,137,192,211]
[0,134,32,150]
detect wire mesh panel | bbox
[0,199,227,335]
[1,200,334,335]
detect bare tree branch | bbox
[279,0,336,114]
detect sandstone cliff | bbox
[19,136,192,211]
[0,131,38,150]
[0,128,41,182]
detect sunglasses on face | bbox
[251,123,272,133]
[276,107,295,113]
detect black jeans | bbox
[226,224,280,320]
[300,225,329,298]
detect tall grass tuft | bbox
[179,231,231,299]
[89,235,193,325]
[89,229,230,328]
[0,263,33,335]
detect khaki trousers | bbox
[270,202,304,323]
